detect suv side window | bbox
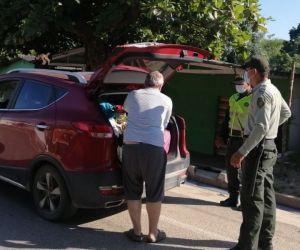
[55,86,68,99]
[14,80,53,110]
[0,80,19,109]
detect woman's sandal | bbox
[147,229,166,243]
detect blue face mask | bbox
[243,71,250,84]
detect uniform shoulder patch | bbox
[257,97,265,108]
[259,85,266,94]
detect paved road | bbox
[0,180,300,250]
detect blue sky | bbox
[259,0,300,40]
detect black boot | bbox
[220,197,238,207]
[229,244,241,250]
[258,243,273,250]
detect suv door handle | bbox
[36,124,49,130]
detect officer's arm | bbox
[238,95,271,156]
[279,97,291,125]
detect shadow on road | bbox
[65,204,128,226]
[164,195,219,206]
[0,180,235,249]
[0,228,235,250]
[0,180,127,224]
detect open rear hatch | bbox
[87,42,211,94]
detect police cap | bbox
[233,76,244,85]
[242,56,270,75]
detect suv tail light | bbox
[72,122,113,138]
[175,115,190,158]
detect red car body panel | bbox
[0,107,55,167]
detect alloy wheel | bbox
[36,172,61,212]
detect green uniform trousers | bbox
[238,141,277,250]
[226,137,244,202]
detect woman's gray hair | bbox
[145,71,164,87]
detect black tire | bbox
[32,165,77,221]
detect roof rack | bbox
[7,68,88,84]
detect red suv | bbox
[0,43,210,220]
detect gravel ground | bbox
[274,151,300,197]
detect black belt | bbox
[229,129,243,137]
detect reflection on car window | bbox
[0,80,19,109]
[55,87,67,99]
[14,80,53,109]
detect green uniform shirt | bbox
[239,79,291,156]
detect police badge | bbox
[257,97,265,108]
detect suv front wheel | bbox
[32,165,77,221]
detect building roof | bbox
[49,47,86,70]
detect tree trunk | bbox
[281,61,295,155]
[70,1,140,70]
[71,22,107,71]
[84,40,106,71]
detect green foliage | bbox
[255,23,300,73]
[254,37,293,72]
[0,0,266,69]
[269,53,293,73]
[0,0,81,59]
[138,0,266,63]
[0,50,11,67]
[283,23,300,55]
[283,23,300,71]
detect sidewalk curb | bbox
[187,165,300,210]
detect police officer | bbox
[230,56,291,250]
[216,76,252,208]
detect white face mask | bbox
[235,85,246,94]
[243,71,250,84]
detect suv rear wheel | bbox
[32,165,77,221]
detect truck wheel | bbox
[32,165,77,221]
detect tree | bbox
[283,23,300,55]
[0,0,266,69]
[254,37,293,73]
[255,23,300,73]
[283,23,300,73]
